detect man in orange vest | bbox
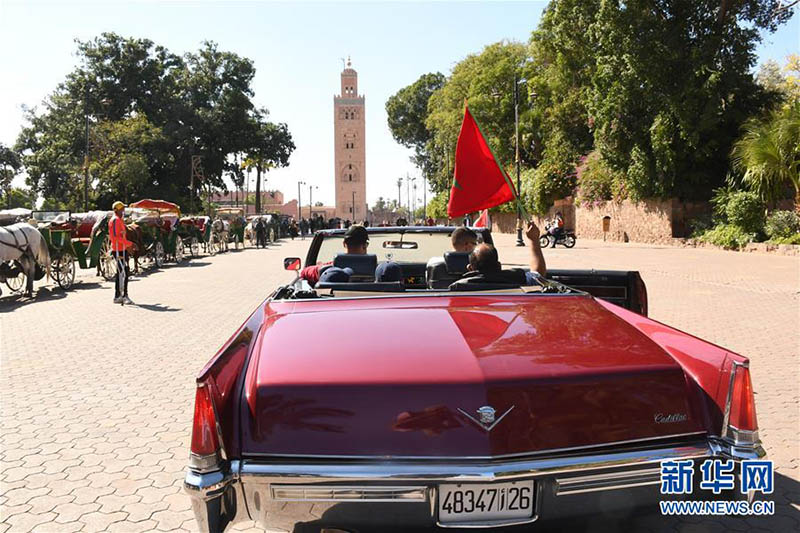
[109,201,134,305]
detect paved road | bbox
[1,235,798,532]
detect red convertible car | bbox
[185,226,764,532]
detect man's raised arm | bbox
[525,221,547,277]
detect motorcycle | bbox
[539,221,576,248]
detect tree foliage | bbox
[731,102,800,204]
[388,0,792,212]
[386,72,445,183]
[15,33,294,211]
[0,143,22,208]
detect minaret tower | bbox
[333,57,366,220]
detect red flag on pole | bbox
[447,104,516,217]
[474,209,489,228]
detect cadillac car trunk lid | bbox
[240,295,703,458]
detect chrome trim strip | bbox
[555,467,662,495]
[721,360,743,438]
[240,442,712,483]
[270,485,427,502]
[726,426,760,445]
[241,432,708,461]
[283,291,584,303]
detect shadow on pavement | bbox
[132,303,181,312]
[0,282,105,312]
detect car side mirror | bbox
[284,257,301,271]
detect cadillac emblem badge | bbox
[458,405,515,432]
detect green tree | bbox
[89,115,165,205]
[386,72,445,182]
[731,102,800,205]
[586,0,789,200]
[243,110,295,214]
[4,187,35,209]
[15,33,283,210]
[426,41,530,193]
[0,143,22,208]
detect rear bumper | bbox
[185,436,765,532]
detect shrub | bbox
[765,210,800,240]
[688,214,714,238]
[698,224,755,250]
[724,192,766,233]
[770,234,800,245]
[576,151,626,205]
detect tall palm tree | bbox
[731,102,800,207]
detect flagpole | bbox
[514,73,524,246]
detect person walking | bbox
[109,201,134,305]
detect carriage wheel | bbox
[5,262,26,294]
[190,237,200,257]
[154,241,165,268]
[175,237,185,262]
[99,237,116,281]
[54,255,76,290]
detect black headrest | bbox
[443,252,470,274]
[333,254,377,277]
[316,281,404,292]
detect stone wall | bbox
[576,199,674,243]
[488,198,715,244]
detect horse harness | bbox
[0,226,32,255]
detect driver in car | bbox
[451,226,478,253]
[299,224,369,287]
[463,221,547,282]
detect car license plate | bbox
[438,481,534,525]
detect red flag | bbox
[474,209,489,228]
[447,105,516,217]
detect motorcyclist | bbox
[548,211,565,247]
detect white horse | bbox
[0,223,50,297]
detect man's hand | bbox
[526,220,546,277]
[525,221,541,242]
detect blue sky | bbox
[1,1,797,207]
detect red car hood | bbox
[241,295,703,457]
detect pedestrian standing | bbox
[109,201,134,305]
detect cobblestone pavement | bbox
[1,235,798,533]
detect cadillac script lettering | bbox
[654,413,688,424]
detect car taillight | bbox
[728,364,758,432]
[191,384,220,457]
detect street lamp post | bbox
[308,184,317,218]
[351,191,356,221]
[423,174,427,219]
[397,177,403,219]
[297,180,305,220]
[82,84,91,211]
[412,181,417,222]
[513,73,524,247]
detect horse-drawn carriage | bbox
[216,207,246,249]
[0,221,49,297]
[127,199,186,268]
[30,210,112,290]
[177,216,207,258]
